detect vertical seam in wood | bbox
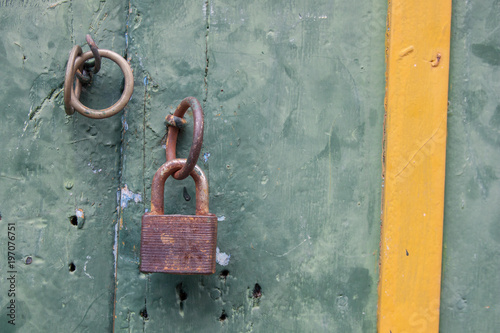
[203,0,210,109]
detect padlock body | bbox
[140,214,217,274]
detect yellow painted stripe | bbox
[378,0,451,332]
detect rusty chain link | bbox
[165,97,205,180]
[74,35,101,84]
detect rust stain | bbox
[160,233,175,244]
[431,53,441,67]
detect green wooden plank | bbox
[440,0,500,331]
[113,1,208,331]
[0,1,127,331]
[116,0,386,331]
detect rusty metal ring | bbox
[165,97,204,180]
[64,48,134,119]
[86,34,101,74]
[64,45,84,115]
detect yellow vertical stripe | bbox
[378,1,452,332]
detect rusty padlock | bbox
[140,159,217,274]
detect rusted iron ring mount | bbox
[165,97,204,180]
[64,45,134,119]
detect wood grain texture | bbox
[378,0,451,332]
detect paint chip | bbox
[122,116,129,131]
[216,247,230,266]
[119,185,142,208]
[76,208,84,219]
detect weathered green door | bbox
[1,1,499,332]
[0,1,385,331]
[114,1,385,331]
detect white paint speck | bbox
[216,247,230,266]
[217,215,226,222]
[88,161,102,173]
[84,256,94,279]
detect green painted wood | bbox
[115,0,386,331]
[440,0,500,331]
[0,1,128,331]
[113,1,209,331]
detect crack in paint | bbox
[203,0,210,106]
[24,85,62,132]
[84,255,94,279]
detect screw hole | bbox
[69,215,78,226]
[252,283,262,298]
[220,269,229,279]
[139,308,149,321]
[176,283,188,301]
[182,187,191,201]
[69,262,76,272]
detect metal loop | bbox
[165,97,204,180]
[64,46,134,118]
[64,45,83,115]
[85,34,101,74]
[75,68,92,84]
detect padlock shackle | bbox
[150,159,209,216]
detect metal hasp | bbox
[140,159,217,274]
[63,34,134,119]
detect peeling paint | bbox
[121,115,128,131]
[119,184,142,208]
[216,247,230,266]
